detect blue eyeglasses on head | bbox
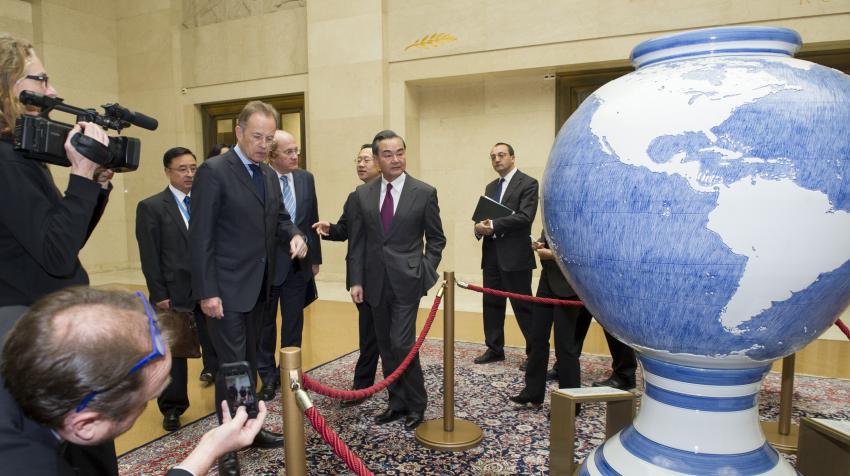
[75,291,166,412]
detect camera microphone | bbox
[102,103,158,131]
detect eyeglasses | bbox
[249,133,275,144]
[75,292,166,412]
[19,73,49,88]
[168,165,197,174]
[279,147,299,157]
[354,156,373,164]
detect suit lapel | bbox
[365,178,382,235]
[500,170,523,205]
[293,170,306,225]
[226,153,264,205]
[386,174,418,239]
[161,188,189,241]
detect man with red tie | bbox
[348,130,446,431]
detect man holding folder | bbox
[473,142,538,366]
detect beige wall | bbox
[1,0,849,332]
[417,74,555,283]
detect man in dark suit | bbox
[190,101,307,474]
[256,130,322,401]
[136,147,219,432]
[473,142,538,366]
[313,144,382,407]
[0,287,267,476]
[349,130,446,431]
[510,233,593,409]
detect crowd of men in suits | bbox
[134,99,636,474]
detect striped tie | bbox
[281,175,296,219]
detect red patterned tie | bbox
[381,183,394,234]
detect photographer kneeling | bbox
[0,286,268,475]
[0,34,113,335]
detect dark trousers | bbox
[604,329,637,382]
[372,276,426,413]
[158,307,218,415]
[523,274,593,399]
[352,302,379,389]
[208,299,264,421]
[257,268,308,384]
[482,251,533,356]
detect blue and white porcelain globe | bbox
[543,27,850,475]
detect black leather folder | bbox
[472,195,514,222]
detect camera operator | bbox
[0,286,268,476]
[0,34,113,336]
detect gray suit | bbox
[349,173,445,413]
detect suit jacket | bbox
[0,139,110,307]
[272,169,322,287]
[0,378,74,475]
[190,150,302,313]
[136,188,194,311]
[537,234,576,298]
[479,169,538,272]
[0,378,197,476]
[349,174,446,306]
[324,190,358,289]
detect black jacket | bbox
[0,139,109,307]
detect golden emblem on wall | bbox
[405,33,457,51]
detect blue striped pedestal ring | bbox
[580,355,799,475]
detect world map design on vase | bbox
[543,54,850,365]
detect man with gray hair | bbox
[0,287,268,475]
[191,100,307,473]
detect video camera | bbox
[13,91,158,173]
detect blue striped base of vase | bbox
[580,355,798,475]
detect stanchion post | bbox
[281,347,307,476]
[761,353,799,453]
[416,271,483,451]
[778,353,795,435]
[443,271,455,432]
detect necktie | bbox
[380,183,394,234]
[248,164,265,203]
[281,176,296,219]
[183,195,191,226]
[490,178,505,203]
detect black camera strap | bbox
[70,133,110,165]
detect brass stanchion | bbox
[415,271,484,451]
[280,347,307,475]
[761,354,799,453]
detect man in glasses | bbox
[136,147,219,433]
[0,287,268,475]
[256,130,322,402]
[472,142,538,369]
[312,144,382,407]
[190,101,306,474]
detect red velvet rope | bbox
[463,282,850,340]
[301,294,442,400]
[305,406,374,476]
[461,282,584,307]
[836,318,850,340]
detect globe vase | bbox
[543,26,850,475]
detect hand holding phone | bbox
[219,361,259,419]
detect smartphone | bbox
[219,361,259,418]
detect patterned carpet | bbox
[118,340,850,475]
